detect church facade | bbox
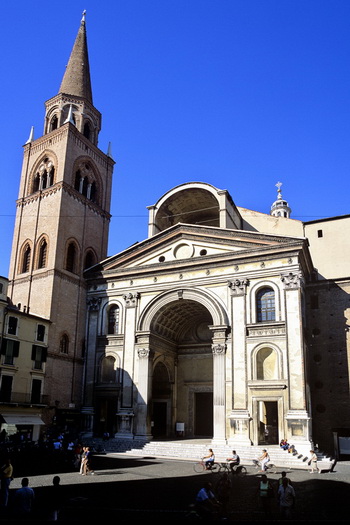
[4,16,350,457]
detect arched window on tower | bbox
[33,174,40,192]
[256,287,275,322]
[82,176,89,198]
[41,170,48,189]
[90,181,97,203]
[107,306,120,335]
[60,334,69,354]
[21,243,31,273]
[65,243,77,273]
[50,115,58,131]
[37,239,48,269]
[84,250,95,270]
[83,121,91,140]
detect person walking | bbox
[277,476,296,520]
[14,477,35,517]
[82,446,94,475]
[309,450,320,473]
[257,474,273,519]
[0,458,13,507]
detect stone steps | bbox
[86,437,335,472]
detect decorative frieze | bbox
[247,323,286,337]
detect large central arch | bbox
[135,288,229,440]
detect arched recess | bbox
[251,343,283,381]
[100,300,123,336]
[83,248,97,270]
[99,354,121,384]
[18,240,33,274]
[248,280,282,324]
[138,287,229,332]
[64,238,80,274]
[35,235,49,270]
[136,288,229,439]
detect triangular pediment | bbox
[93,223,307,273]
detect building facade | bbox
[0,276,49,442]
[83,182,350,456]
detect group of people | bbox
[280,438,297,454]
[258,471,296,520]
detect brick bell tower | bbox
[8,12,115,427]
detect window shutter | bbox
[13,340,20,357]
[42,347,48,362]
[1,339,7,355]
[31,345,37,360]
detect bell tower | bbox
[8,13,114,422]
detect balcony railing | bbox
[0,392,49,405]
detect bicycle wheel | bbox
[194,462,205,473]
[236,465,247,477]
[218,463,229,474]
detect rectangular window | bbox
[0,375,13,402]
[317,230,323,238]
[31,345,47,370]
[7,316,18,335]
[37,324,46,342]
[31,378,42,404]
[1,339,20,365]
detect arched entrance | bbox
[136,288,229,440]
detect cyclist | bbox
[226,450,240,472]
[203,448,215,470]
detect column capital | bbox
[123,291,140,307]
[87,297,101,311]
[228,278,249,296]
[137,348,151,359]
[281,271,304,289]
[212,343,227,356]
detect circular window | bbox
[200,249,207,256]
[159,256,165,262]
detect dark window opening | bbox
[66,243,76,273]
[38,239,48,269]
[1,338,20,366]
[21,244,31,273]
[8,316,18,335]
[60,335,69,354]
[84,251,95,270]
[0,375,13,402]
[108,306,120,335]
[317,230,323,238]
[31,378,42,404]
[37,324,46,342]
[50,115,58,131]
[31,345,47,370]
[83,122,91,140]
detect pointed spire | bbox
[64,105,76,125]
[25,126,34,144]
[59,11,93,103]
[107,142,113,159]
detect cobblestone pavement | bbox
[1,454,349,522]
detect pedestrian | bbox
[80,446,87,474]
[257,474,273,519]
[0,457,13,507]
[14,477,35,517]
[195,482,222,519]
[82,446,94,475]
[309,450,320,473]
[46,475,63,521]
[277,476,296,519]
[278,471,292,486]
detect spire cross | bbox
[276,181,282,198]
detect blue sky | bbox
[1,0,350,277]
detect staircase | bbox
[87,437,336,473]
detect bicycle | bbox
[252,459,275,471]
[193,459,219,473]
[218,462,247,477]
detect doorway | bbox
[194,392,213,437]
[152,401,167,437]
[258,400,278,445]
